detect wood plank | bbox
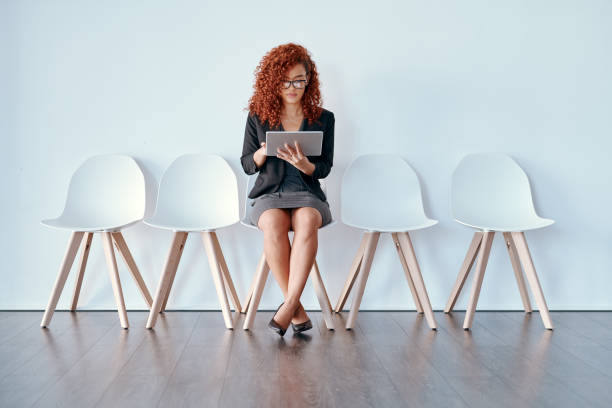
[0,312,116,408]
[392,311,530,408]
[0,312,40,346]
[321,313,406,407]
[0,311,610,408]
[0,312,14,321]
[391,312,494,378]
[537,312,612,378]
[584,312,612,329]
[31,313,149,408]
[501,311,612,407]
[93,312,200,407]
[358,313,469,408]
[440,312,590,408]
[158,314,233,407]
[549,311,612,346]
[0,312,76,380]
[503,312,603,372]
[277,313,335,407]
[220,311,281,407]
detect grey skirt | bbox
[249,191,332,228]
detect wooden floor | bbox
[0,311,611,408]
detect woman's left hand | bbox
[277,141,315,175]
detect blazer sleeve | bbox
[240,113,260,175]
[311,112,335,179]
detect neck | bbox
[282,102,302,117]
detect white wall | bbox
[2,0,611,311]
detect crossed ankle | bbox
[284,297,301,308]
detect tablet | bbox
[265,131,323,156]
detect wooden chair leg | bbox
[397,232,437,330]
[211,232,242,312]
[146,231,188,329]
[444,232,483,313]
[241,275,256,314]
[70,233,93,311]
[111,232,153,308]
[41,231,85,328]
[503,232,532,313]
[160,265,179,312]
[511,232,553,330]
[346,232,380,330]
[102,232,129,329]
[391,232,423,313]
[310,260,335,330]
[463,231,495,330]
[202,232,233,330]
[243,252,270,330]
[334,234,367,313]
[160,232,188,312]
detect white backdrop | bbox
[2,0,611,311]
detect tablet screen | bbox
[265,131,323,156]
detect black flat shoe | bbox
[291,319,313,334]
[268,302,288,336]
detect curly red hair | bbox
[247,43,323,128]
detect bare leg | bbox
[258,208,307,324]
[273,207,322,328]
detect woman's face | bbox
[280,63,308,106]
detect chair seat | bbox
[144,216,238,232]
[41,217,140,232]
[454,216,554,232]
[342,218,438,232]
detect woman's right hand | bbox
[253,142,267,169]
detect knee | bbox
[259,212,290,239]
[292,211,321,237]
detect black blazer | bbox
[240,108,335,202]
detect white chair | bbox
[336,154,438,330]
[41,154,152,329]
[145,154,242,330]
[240,175,336,331]
[445,153,555,330]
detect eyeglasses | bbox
[281,79,308,89]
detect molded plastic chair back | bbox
[241,174,333,229]
[41,155,145,231]
[146,154,239,231]
[341,154,436,231]
[451,153,554,231]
